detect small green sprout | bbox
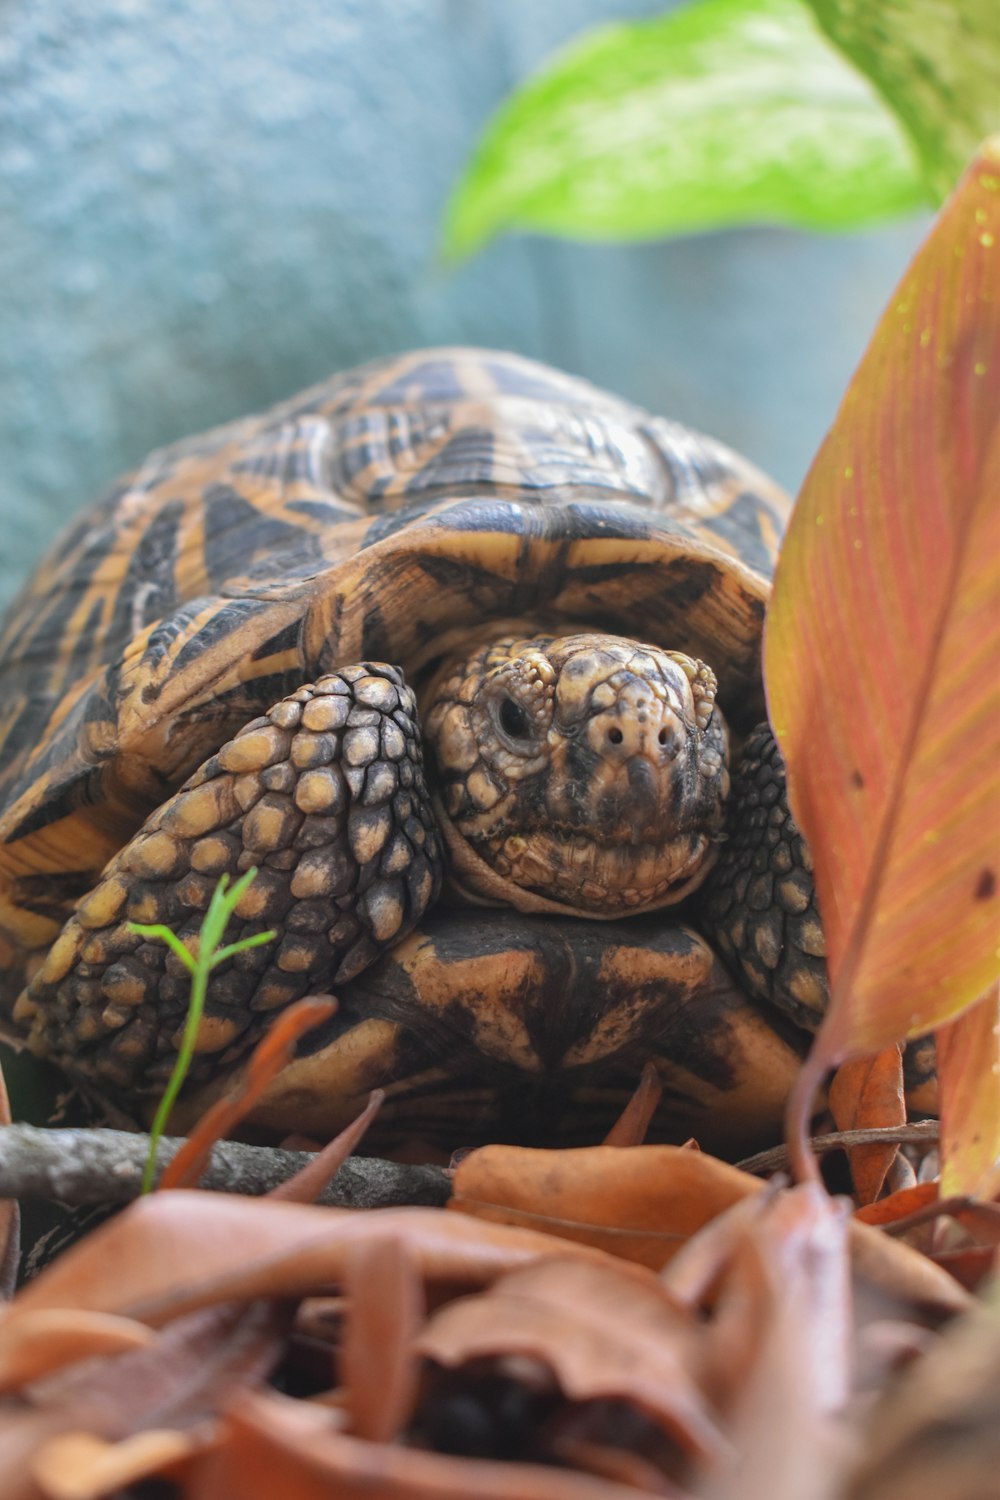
[128,867,277,1193]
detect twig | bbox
[879,1194,1000,1238]
[0,1125,450,1210]
[737,1120,940,1176]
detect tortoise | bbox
[0,348,898,1152]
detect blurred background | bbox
[0,0,926,613]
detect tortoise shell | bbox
[0,348,789,992]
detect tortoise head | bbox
[422,633,730,918]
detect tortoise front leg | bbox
[699,724,828,1030]
[15,665,441,1096]
[700,725,937,1114]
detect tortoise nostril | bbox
[658,727,670,745]
[608,726,624,745]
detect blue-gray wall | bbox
[0,0,925,612]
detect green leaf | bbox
[211,930,278,968]
[444,0,928,259]
[137,867,270,1193]
[807,0,1000,202]
[126,922,198,974]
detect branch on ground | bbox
[0,1124,451,1210]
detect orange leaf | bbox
[0,1194,618,1358]
[766,142,1000,1157]
[828,1047,906,1204]
[0,1310,153,1396]
[937,987,1000,1198]
[450,1144,760,1270]
[854,1180,938,1228]
[601,1060,663,1146]
[450,1144,968,1315]
[31,1429,198,1500]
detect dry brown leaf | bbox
[660,1186,777,1309]
[415,1255,725,1464]
[929,1245,998,1293]
[698,1186,852,1500]
[340,1236,424,1443]
[845,1300,1000,1500]
[0,1310,153,1397]
[828,1047,906,1205]
[31,1428,198,1500]
[952,1201,1000,1246]
[0,1405,97,1500]
[450,1144,760,1270]
[705,1185,851,1418]
[844,1218,969,1320]
[857,1185,1000,1250]
[0,1194,620,1362]
[0,1299,282,1499]
[33,1299,286,1435]
[449,1143,968,1317]
[548,1434,692,1495]
[188,1387,654,1500]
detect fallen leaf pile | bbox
[0,123,998,1500]
[0,1123,995,1500]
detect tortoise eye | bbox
[498,697,532,740]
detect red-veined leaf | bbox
[937,986,1000,1199]
[765,140,1000,1163]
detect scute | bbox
[0,347,790,1002]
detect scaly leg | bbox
[15,664,441,1096]
[701,724,937,1112]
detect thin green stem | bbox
[131,867,275,1193]
[141,954,210,1193]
